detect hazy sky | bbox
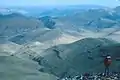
[0,0,120,7]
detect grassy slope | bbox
[0,54,57,80]
[36,38,117,77]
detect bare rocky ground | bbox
[58,72,120,80]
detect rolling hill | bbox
[0,13,44,38]
[30,38,117,77]
[9,28,81,45]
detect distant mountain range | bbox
[1,5,120,31]
[0,5,106,16]
[38,6,120,30]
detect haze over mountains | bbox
[0,5,120,80]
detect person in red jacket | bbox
[104,55,112,76]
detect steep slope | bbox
[34,38,116,77]
[0,54,57,80]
